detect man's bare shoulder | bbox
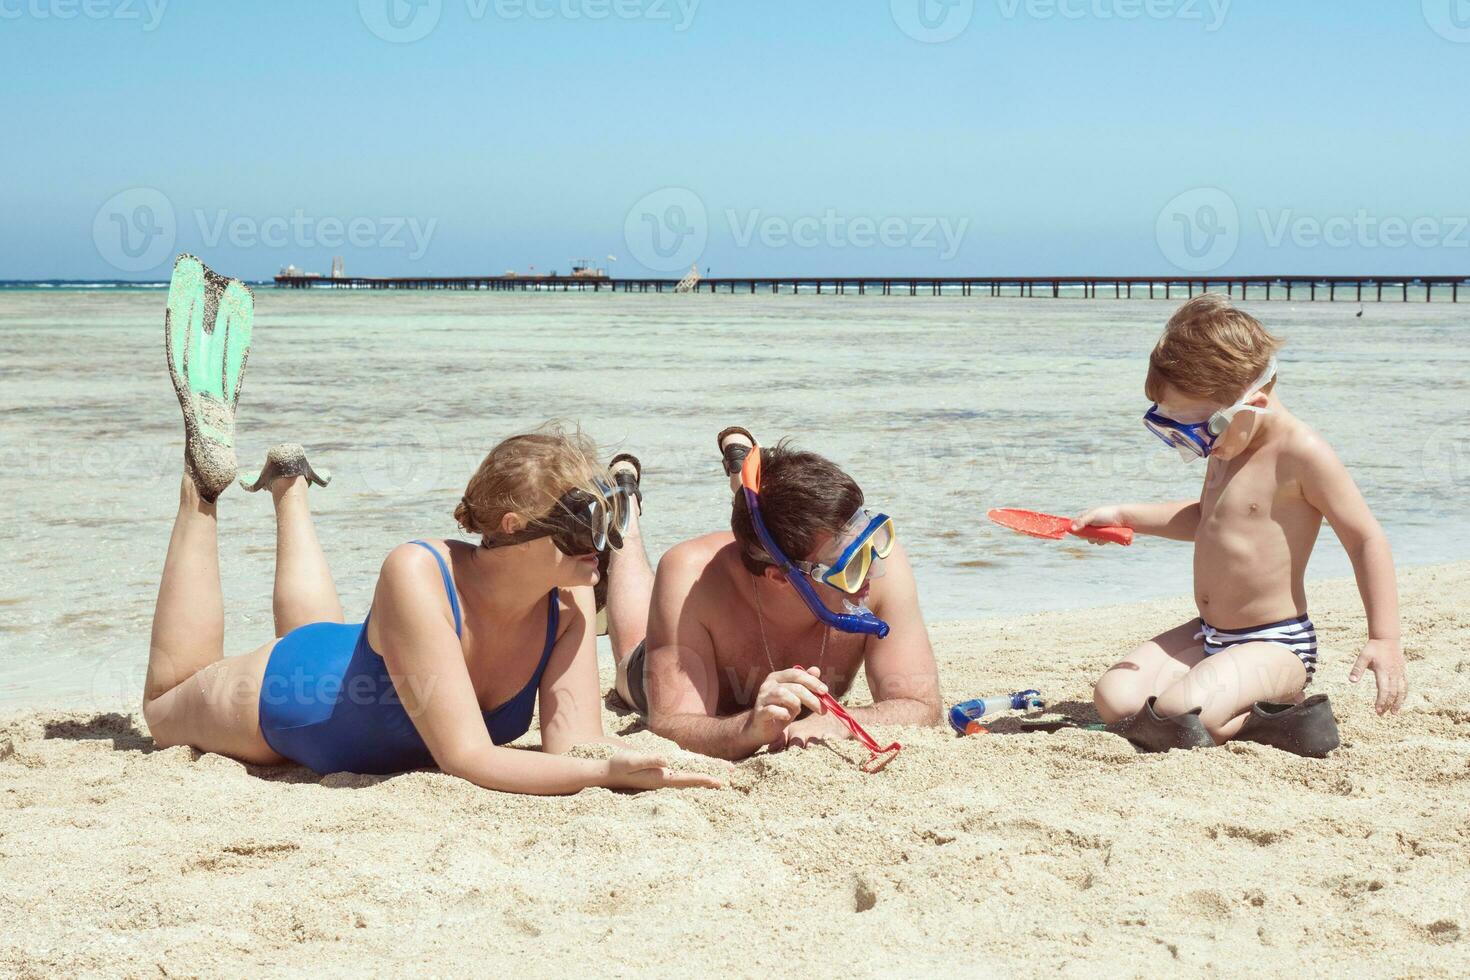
[657,531,739,582]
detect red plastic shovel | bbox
[987,508,1134,546]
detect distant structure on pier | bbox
[674,263,701,294]
[330,256,345,279]
[278,263,322,281]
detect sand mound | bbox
[2,565,1467,976]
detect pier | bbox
[274,274,1468,301]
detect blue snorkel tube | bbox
[740,449,890,639]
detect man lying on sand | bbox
[602,428,942,760]
[1074,294,1407,755]
[143,255,718,794]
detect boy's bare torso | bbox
[1194,411,1323,628]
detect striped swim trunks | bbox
[1197,614,1319,684]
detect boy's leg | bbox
[1154,642,1308,743]
[1093,619,1207,723]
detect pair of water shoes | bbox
[1107,695,1341,758]
[166,254,329,500]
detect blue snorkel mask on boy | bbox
[740,447,892,638]
[1143,357,1277,461]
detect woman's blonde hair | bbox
[454,422,607,543]
[1145,293,1282,403]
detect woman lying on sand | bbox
[142,256,720,794]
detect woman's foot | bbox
[165,254,254,503]
[608,453,642,514]
[240,444,332,493]
[716,425,755,494]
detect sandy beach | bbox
[3,562,1466,977]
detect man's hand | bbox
[773,711,852,751]
[1349,637,1407,715]
[742,667,828,747]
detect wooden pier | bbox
[274,274,1468,301]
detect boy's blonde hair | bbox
[1145,293,1282,404]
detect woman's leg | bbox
[143,475,282,763]
[608,504,655,706]
[270,475,344,636]
[1154,642,1308,743]
[1093,619,1207,723]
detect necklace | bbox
[750,573,828,676]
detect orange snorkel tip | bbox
[740,443,762,493]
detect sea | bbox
[0,284,1465,707]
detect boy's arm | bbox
[1297,435,1407,715]
[1073,500,1201,540]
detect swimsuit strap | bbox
[537,590,560,672]
[409,540,462,637]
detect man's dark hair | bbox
[731,440,863,575]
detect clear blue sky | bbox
[3,0,1468,279]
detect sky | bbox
[2,0,1468,279]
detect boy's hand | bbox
[1071,506,1125,545]
[1349,638,1407,715]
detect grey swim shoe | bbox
[239,443,332,493]
[1106,697,1217,752]
[1235,695,1341,758]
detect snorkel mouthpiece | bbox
[740,449,891,639]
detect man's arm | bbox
[846,540,941,727]
[645,546,830,759]
[1297,432,1406,714]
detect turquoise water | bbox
[0,289,1465,707]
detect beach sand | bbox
[2,563,1467,977]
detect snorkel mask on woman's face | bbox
[1143,356,1277,461]
[740,447,891,638]
[485,477,632,557]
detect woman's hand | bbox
[600,751,727,791]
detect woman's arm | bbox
[371,545,611,794]
[537,586,620,754]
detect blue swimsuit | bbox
[258,540,560,775]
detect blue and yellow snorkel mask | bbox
[740,446,892,638]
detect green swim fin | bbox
[165,254,253,502]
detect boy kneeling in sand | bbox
[1074,294,1407,755]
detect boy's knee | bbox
[1093,673,1143,724]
